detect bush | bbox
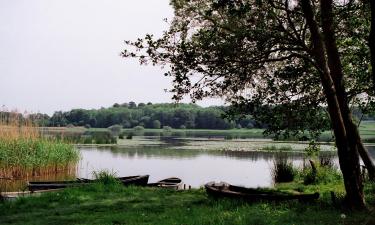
[163,126,172,132]
[108,124,122,136]
[246,122,254,129]
[305,140,320,157]
[126,133,133,139]
[152,120,161,129]
[89,131,117,144]
[133,126,144,131]
[301,161,342,185]
[271,158,296,183]
[83,137,93,144]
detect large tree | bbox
[122,0,374,209]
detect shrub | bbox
[83,137,93,144]
[133,126,144,131]
[163,126,172,132]
[305,140,320,157]
[246,122,254,129]
[152,120,161,129]
[301,161,342,185]
[126,133,133,139]
[108,124,123,136]
[89,131,117,144]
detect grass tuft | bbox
[271,157,296,183]
[92,170,120,186]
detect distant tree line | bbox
[1,102,373,130]
[41,102,265,129]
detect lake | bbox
[76,136,374,188]
[2,135,375,191]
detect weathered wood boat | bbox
[27,175,149,192]
[205,182,319,202]
[1,189,64,201]
[147,177,183,190]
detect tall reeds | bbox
[271,156,296,183]
[0,111,79,179]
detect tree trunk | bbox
[321,0,375,181]
[370,0,375,92]
[301,0,366,210]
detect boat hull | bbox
[147,177,183,190]
[27,175,149,192]
[205,182,319,202]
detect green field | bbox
[1,181,374,225]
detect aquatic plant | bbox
[261,145,293,152]
[0,112,79,179]
[271,157,296,183]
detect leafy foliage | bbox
[121,0,373,137]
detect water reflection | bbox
[2,140,374,191]
[77,146,340,188]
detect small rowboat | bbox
[205,182,319,202]
[27,175,149,192]
[1,189,64,201]
[148,177,183,190]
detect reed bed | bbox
[0,112,79,179]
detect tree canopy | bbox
[122,0,375,209]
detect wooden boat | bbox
[205,182,319,202]
[147,177,183,190]
[27,175,149,192]
[1,189,64,201]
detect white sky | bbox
[0,0,223,115]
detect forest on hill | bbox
[2,102,374,130]
[25,102,263,129]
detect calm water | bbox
[2,137,375,191]
[77,145,341,188]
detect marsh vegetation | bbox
[0,113,79,181]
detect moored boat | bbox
[1,188,64,201]
[147,177,183,190]
[27,175,150,192]
[205,181,319,202]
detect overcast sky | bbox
[0,0,223,115]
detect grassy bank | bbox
[1,181,374,225]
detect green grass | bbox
[0,182,373,225]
